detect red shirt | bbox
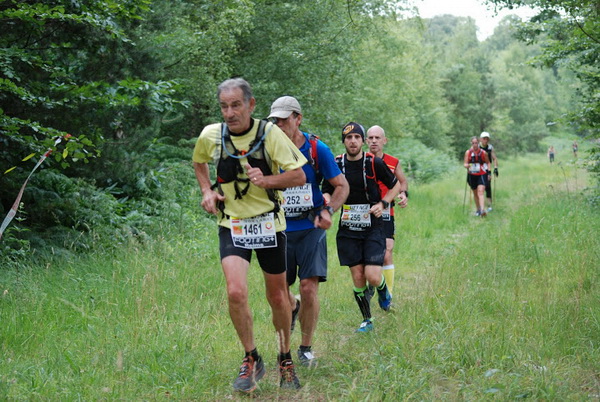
[467,149,487,176]
[378,153,399,216]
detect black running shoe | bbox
[279,359,301,389]
[291,297,301,332]
[232,355,265,393]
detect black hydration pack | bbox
[335,152,381,204]
[212,120,280,214]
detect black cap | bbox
[341,122,365,142]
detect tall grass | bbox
[1,153,598,400]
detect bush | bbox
[386,138,459,183]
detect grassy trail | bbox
[1,153,598,400]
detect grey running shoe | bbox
[233,355,265,393]
[279,359,301,389]
[297,348,317,367]
[291,297,301,332]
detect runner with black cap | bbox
[323,122,400,333]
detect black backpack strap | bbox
[335,154,344,173]
[250,120,280,213]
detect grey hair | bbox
[217,78,253,103]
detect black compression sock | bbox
[246,348,260,361]
[278,351,292,363]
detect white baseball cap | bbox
[268,96,302,119]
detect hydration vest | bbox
[469,148,486,163]
[335,152,381,203]
[480,144,493,172]
[213,120,280,213]
[468,148,487,175]
[379,153,399,212]
[306,133,320,173]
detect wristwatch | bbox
[323,206,334,216]
[380,200,390,209]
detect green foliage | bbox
[388,138,458,183]
[0,205,31,267]
[348,18,452,150]
[135,0,258,140]
[584,140,600,207]
[486,0,600,198]
[6,139,200,253]
[424,15,493,157]
[0,0,190,246]
[228,0,382,141]
[0,0,158,163]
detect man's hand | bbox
[369,202,385,218]
[194,162,225,215]
[201,188,225,215]
[397,191,408,208]
[314,208,333,229]
[245,163,267,188]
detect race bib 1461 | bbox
[230,213,277,249]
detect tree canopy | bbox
[0,0,593,254]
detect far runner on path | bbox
[479,131,498,212]
[464,136,490,217]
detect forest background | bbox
[1,0,599,263]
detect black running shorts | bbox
[382,218,395,240]
[467,173,488,190]
[218,227,287,275]
[336,225,386,267]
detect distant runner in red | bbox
[464,136,490,217]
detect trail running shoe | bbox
[297,348,317,367]
[480,210,487,217]
[487,207,493,212]
[232,355,265,393]
[291,297,301,332]
[474,210,481,216]
[279,359,301,389]
[356,319,373,333]
[377,286,392,311]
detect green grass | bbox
[1,152,598,400]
